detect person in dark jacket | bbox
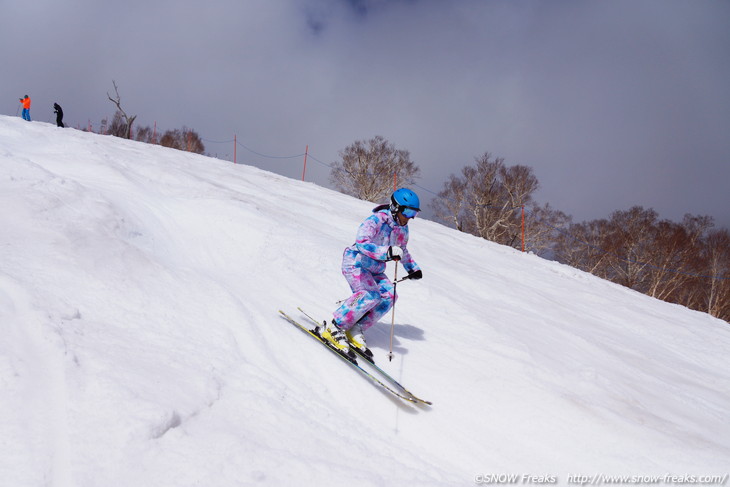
[53,103,64,128]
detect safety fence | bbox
[200,134,729,283]
[8,109,729,289]
[66,121,728,285]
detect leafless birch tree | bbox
[330,136,420,203]
[106,80,136,139]
[431,152,542,250]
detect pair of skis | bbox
[278,308,431,406]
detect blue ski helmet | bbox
[390,188,421,218]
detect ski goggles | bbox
[401,207,420,219]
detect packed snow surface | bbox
[1,116,728,486]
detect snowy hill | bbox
[1,116,728,487]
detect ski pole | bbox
[387,261,399,362]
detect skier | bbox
[322,188,423,360]
[53,103,64,127]
[19,95,31,121]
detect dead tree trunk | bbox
[106,80,137,139]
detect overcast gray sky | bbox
[3,0,729,228]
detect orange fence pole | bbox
[302,145,309,181]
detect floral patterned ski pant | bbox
[333,265,396,331]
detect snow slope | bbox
[1,116,728,487]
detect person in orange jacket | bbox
[19,95,31,121]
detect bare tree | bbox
[134,125,154,144]
[601,206,660,290]
[106,111,129,138]
[431,152,540,249]
[431,174,469,231]
[699,228,730,320]
[554,207,729,323]
[330,136,420,203]
[159,127,205,154]
[524,202,571,255]
[106,80,137,139]
[643,215,712,302]
[555,218,616,275]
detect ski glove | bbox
[406,270,423,280]
[387,246,403,261]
